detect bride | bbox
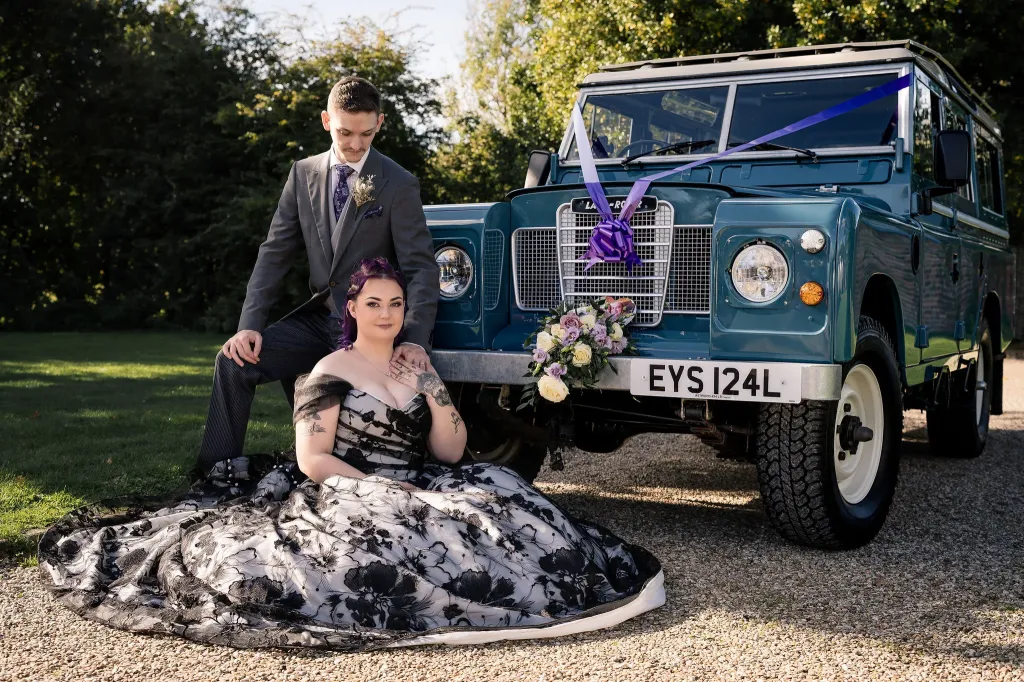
[38,258,664,651]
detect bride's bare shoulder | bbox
[309,348,357,381]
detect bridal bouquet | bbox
[521,297,638,405]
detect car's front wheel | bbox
[754,316,903,549]
[453,384,548,482]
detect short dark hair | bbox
[327,77,381,115]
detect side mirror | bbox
[935,130,971,187]
[914,130,972,217]
[523,150,551,188]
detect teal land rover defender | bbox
[423,41,1015,549]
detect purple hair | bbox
[338,257,407,349]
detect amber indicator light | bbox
[799,282,824,306]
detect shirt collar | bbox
[330,145,371,175]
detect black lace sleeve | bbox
[292,373,354,426]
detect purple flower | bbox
[592,323,608,344]
[563,326,581,344]
[610,338,627,354]
[532,347,549,364]
[559,312,581,329]
[545,362,567,378]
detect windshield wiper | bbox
[728,141,818,161]
[621,139,717,165]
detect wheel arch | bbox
[857,274,907,384]
[982,291,1002,351]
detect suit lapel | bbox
[307,151,334,266]
[331,148,391,274]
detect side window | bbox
[942,97,973,203]
[975,132,1004,216]
[913,78,939,182]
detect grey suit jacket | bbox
[237,148,440,350]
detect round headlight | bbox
[435,246,473,299]
[730,243,789,303]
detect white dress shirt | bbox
[330,146,371,223]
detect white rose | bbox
[571,343,593,367]
[536,331,556,353]
[610,323,623,341]
[537,375,570,403]
[574,304,595,316]
[549,323,566,341]
[579,314,597,330]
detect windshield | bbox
[566,73,901,161]
[730,74,900,149]
[567,86,729,161]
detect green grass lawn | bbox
[0,332,296,559]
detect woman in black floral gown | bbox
[38,258,663,651]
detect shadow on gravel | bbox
[518,421,1024,665]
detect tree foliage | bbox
[0,1,443,331]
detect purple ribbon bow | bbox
[570,73,912,272]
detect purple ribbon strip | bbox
[571,73,912,268]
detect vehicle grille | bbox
[483,229,504,310]
[512,202,711,323]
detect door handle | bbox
[951,252,960,283]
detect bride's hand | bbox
[397,481,421,492]
[388,359,453,407]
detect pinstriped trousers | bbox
[195,308,341,474]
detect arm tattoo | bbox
[301,411,327,436]
[450,412,462,433]
[416,372,452,406]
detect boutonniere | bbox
[352,174,376,207]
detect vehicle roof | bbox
[582,40,998,124]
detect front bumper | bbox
[431,350,842,401]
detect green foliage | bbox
[0,1,443,332]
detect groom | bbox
[194,76,439,475]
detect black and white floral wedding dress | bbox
[38,373,664,651]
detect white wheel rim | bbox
[834,364,885,505]
[975,351,986,425]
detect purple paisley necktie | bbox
[333,164,355,222]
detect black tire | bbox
[754,316,903,549]
[465,435,547,482]
[455,384,548,482]
[925,317,993,458]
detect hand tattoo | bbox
[416,372,452,406]
[450,412,462,433]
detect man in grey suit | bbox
[194,76,439,475]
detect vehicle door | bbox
[912,75,961,361]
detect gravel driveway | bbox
[3,361,1023,681]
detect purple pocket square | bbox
[362,205,383,219]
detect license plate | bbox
[629,360,802,403]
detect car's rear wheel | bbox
[754,316,902,549]
[925,317,993,458]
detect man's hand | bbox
[222,330,263,367]
[397,481,421,492]
[392,343,429,371]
